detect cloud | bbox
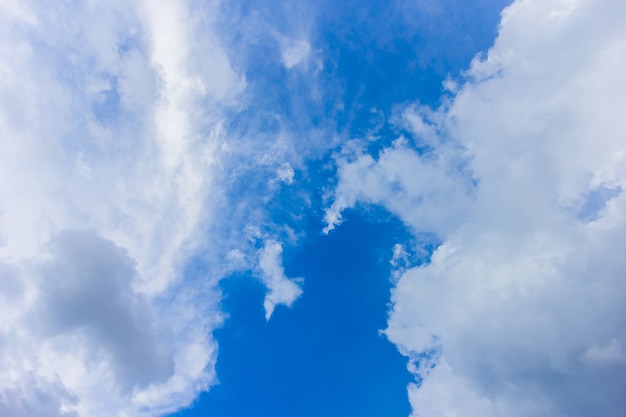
[30,231,174,390]
[0,0,241,291]
[0,0,322,413]
[1,230,222,417]
[326,0,626,415]
[276,163,295,185]
[280,38,312,69]
[323,133,471,236]
[4,0,624,416]
[0,0,238,415]
[258,240,303,320]
[583,339,626,366]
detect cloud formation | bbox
[0,0,240,415]
[326,0,626,415]
[3,0,625,416]
[258,240,304,320]
[0,0,324,413]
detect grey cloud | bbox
[30,230,174,390]
[0,373,78,417]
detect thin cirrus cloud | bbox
[327,0,626,415]
[1,0,625,417]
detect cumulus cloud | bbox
[0,0,241,289]
[1,231,222,417]
[0,0,238,415]
[30,231,174,390]
[258,240,303,320]
[326,0,626,415]
[0,2,318,412]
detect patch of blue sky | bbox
[310,0,512,134]
[210,0,511,229]
[91,76,121,124]
[176,211,416,417]
[576,185,622,222]
[170,1,512,416]
[221,0,512,145]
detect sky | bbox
[0,0,625,417]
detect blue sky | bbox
[179,212,415,417]
[1,1,626,417]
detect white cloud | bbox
[323,135,471,236]
[326,0,626,415]
[276,162,295,185]
[390,243,409,268]
[258,240,303,320]
[0,0,239,415]
[4,0,625,415]
[280,38,311,69]
[0,231,223,417]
